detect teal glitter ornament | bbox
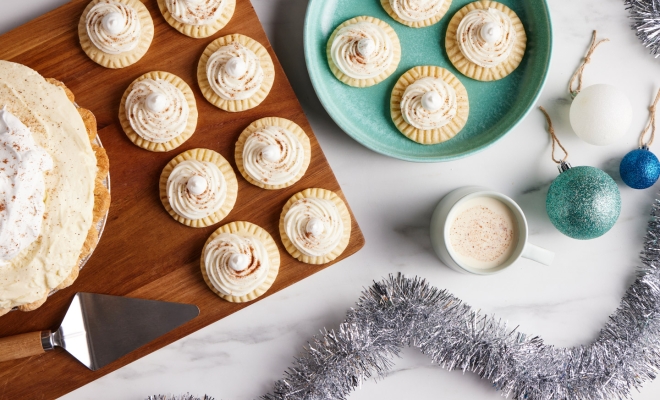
[540,107,621,240]
[620,89,660,189]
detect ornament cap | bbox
[557,160,572,174]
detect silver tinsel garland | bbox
[626,0,660,57]
[262,199,660,400]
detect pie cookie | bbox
[0,62,110,315]
[381,0,452,28]
[201,221,280,303]
[445,1,527,81]
[79,0,155,69]
[235,117,311,190]
[157,0,236,38]
[159,148,238,228]
[197,34,275,112]
[327,16,401,88]
[279,188,351,265]
[391,66,469,144]
[119,71,198,152]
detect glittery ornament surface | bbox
[621,148,660,189]
[546,166,621,239]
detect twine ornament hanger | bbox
[539,106,569,171]
[639,88,660,149]
[568,30,609,99]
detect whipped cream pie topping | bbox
[330,21,394,79]
[284,197,344,257]
[389,0,446,22]
[242,125,305,186]
[456,7,517,68]
[126,78,189,143]
[400,77,457,130]
[207,42,264,101]
[204,232,270,296]
[0,108,53,262]
[167,160,226,220]
[165,0,227,26]
[86,0,141,54]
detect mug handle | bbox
[521,243,555,266]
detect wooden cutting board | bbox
[0,1,364,398]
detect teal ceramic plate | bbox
[304,0,552,162]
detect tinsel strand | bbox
[263,197,660,400]
[625,0,660,57]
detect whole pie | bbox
[0,61,110,316]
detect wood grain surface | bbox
[0,1,365,398]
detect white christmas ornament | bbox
[569,84,632,146]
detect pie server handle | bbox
[0,331,53,363]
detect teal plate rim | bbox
[303,0,554,163]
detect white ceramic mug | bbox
[430,186,554,275]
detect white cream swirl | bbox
[243,126,304,186]
[167,160,226,220]
[456,8,517,68]
[126,78,189,143]
[165,0,227,26]
[207,42,264,101]
[204,232,270,297]
[86,0,141,55]
[389,0,446,22]
[400,77,457,130]
[284,197,344,257]
[0,108,53,262]
[330,21,394,80]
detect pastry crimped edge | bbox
[279,188,351,265]
[119,71,199,152]
[157,0,236,38]
[197,34,275,112]
[78,0,155,69]
[201,221,280,303]
[390,66,469,145]
[380,0,452,28]
[445,0,527,81]
[235,117,312,190]
[159,148,238,228]
[3,78,111,316]
[326,16,401,88]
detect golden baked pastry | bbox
[201,221,280,303]
[326,16,401,88]
[380,0,452,28]
[0,62,110,316]
[119,71,198,152]
[390,66,469,144]
[79,0,155,69]
[159,148,238,228]
[235,117,311,190]
[445,0,526,81]
[157,0,236,38]
[197,34,275,112]
[279,188,351,265]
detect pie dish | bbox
[0,61,110,316]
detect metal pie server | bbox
[0,293,199,370]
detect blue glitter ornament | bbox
[547,162,621,240]
[539,107,622,240]
[620,147,660,189]
[620,89,660,189]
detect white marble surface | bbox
[2,0,660,398]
